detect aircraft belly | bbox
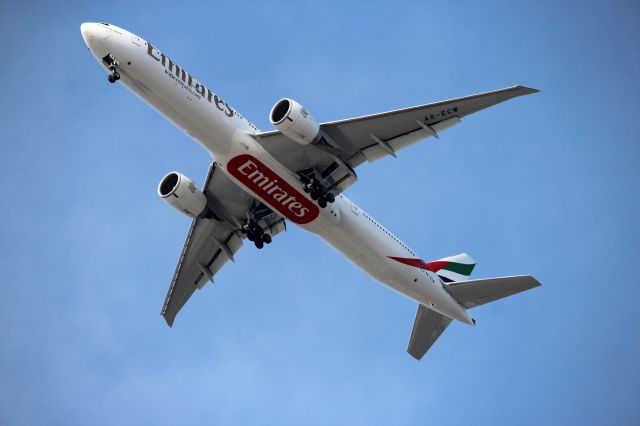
[313,198,473,324]
[316,198,406,287]
[115,43,239,157]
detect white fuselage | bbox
[81,23,473,325]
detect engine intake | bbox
[158,172,208,218]
[269,98,320,145]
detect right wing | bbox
[161,163,285,327]
[407,304,453,360]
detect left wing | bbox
[161,163,285,326]
[254,86,538,195]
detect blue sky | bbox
[1,0,639,424]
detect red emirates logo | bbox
[227,154,320,225]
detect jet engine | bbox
[269,98,320,145]
[158,171,208,218]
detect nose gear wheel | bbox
[108,66,120,83]
[103,54,120,84]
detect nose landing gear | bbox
[107,71,120,83]
[240,219,272,249]
[102,53,120,83]
[107,65,120,83]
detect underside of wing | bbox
[321,85,538,166]
[161,163,285,327]
[161,217,241,327]
[253,85,538,196]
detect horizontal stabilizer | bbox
[445,275,540,309]
[407,304,453,360]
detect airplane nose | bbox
[80,22,96,45]
[80,22,110,58]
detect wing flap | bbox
[360,116,462,162]
[407,304,453,360]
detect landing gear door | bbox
[101,53,117,69]
[322,159,358,196]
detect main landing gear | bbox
[241,219,272,249]
[303,177,335,208]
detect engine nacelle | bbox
[269,98,320,145]
[158,172,208,218]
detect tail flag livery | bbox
[388,253,476,282]
[426,253,476,283]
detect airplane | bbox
[80,22,541,360]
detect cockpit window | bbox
[100,23,110,26]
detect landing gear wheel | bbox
[325,192,335,203]
[310,190,320,200]
[244,219,269,248]
[249,222,263,236]
[108,69,120,83]
[318,198,327,208]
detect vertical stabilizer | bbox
[426,253,476,283]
